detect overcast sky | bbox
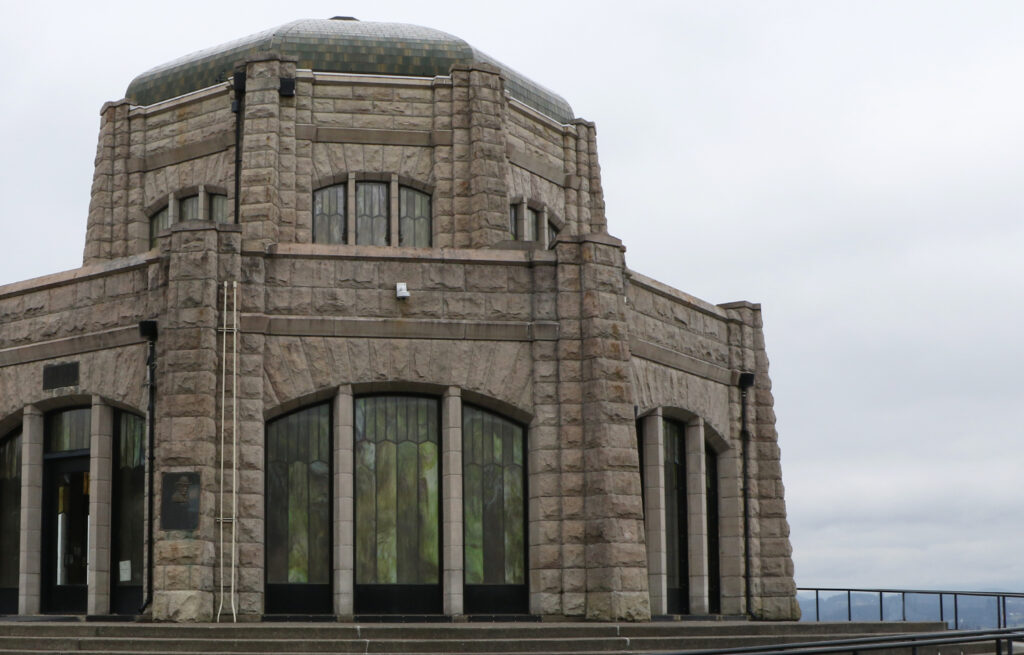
[2,1,1022,592]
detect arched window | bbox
[149,189,230,247]
[313,184,346,244]
[0,426,21,614]
[312,180,432,247]
[354,395,440,614]
[399,187,431,247]
[265,403,332,614]
[462,405,526,614]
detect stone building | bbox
[0,18,798,622]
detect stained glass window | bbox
[355,182,389,246]
[398,187,431,247]
[354,396,438,585]
[664,419,688,603]
[313,184,346,244]
[113,413,145,587]
[0,429,21,592]
[462,405,524,586]
[45,408,91,453]
[149,206,169,248]
[266,404,331,585]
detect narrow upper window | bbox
[356,182,389,246]
[178,195,199,221]
[509,204,519,240]
[149,206,169,248]
[313,184,346,244]
[523,207,539,242]
[547,220,560,249]
[209,194,229,224]
[399,187,431,247]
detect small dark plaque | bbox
[42,361,79,390]
[161,472,200,531]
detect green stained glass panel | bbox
[355,396,439,585]
[46,408,90,453]
[266,403,331,586]
[461,406,525,586]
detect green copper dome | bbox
[126,18,574,123]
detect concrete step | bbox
[0,620,954,655]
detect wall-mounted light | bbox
[396,282,410,299]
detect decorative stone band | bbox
[629,337,736,386]
[0,326,146,368]
[296,124,453,147]
[241,314,558,342]
[127,131,236,174]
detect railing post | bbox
[954,594,959,629]
[815,589,820,622]
[939,593,944,625]
[848,590,852,622]
[903,592,907,622]
[879,591,884,621]
[996,637,1003,655]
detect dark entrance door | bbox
[42,455,90,613]
[664,419,689,615]
[111,412,145,615]
[354,395,441,615]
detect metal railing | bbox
[661,627,1024,655]
[798,587,1024,629]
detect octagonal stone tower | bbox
[0,18,799,622]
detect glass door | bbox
[354,395,440,614]
[42,408,91,614]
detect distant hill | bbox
[797,591,1024,629]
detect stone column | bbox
[577,235,649,621]
[152,223,221,622]
[239,55,287,253]
[685,418,708,615]
[441,387,463,616]
[641,410,667,616]
[18,406,43,615]
[87,397,113,615]
[84,100,129,265]
[720,301,799,620]
[334,385,354,617]
[431,77,455,248]
[449,64,509,248]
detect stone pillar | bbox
[334,385,354,617]
[87,397,113,615]
[577,235,649,621]
[528,258,562,616]
[721,301,799,620]
[431,77,455,248]
[152,223,221,622]
[450,64,509,248]
[441,387,463,616]
[717,430,745,615]
[641,410,667,616]
[685,418,708,615]
[84,101,129,265]
[18,406,43,615]
[239,55,288,253]
[553,240,584,616]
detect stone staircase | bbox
[0,620,949,655]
